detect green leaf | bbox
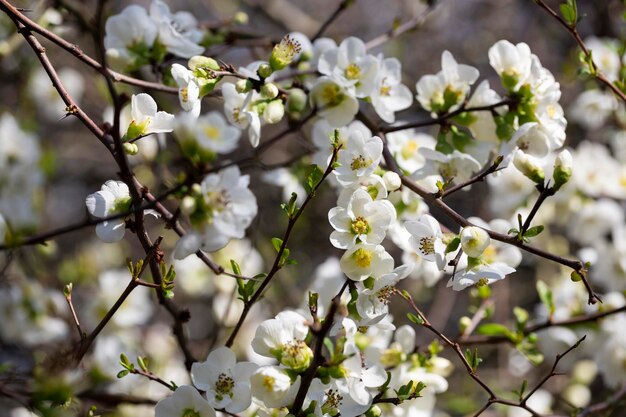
[271,237,283,252]
[445,236,461,254]
[116,369,130,379]
[570,270,583,282]
[304,164,325,193]
[524,225,544,238]
[407,312,424,325]
[536,280,555,317]
[513,307,529,330]
[137,356,148,372]
[119,354,131,368]
[477,323,510,337]
[559,0,578,27]
[230,259,242,276]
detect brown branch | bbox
[440,156,504,198]
[365,1,438,50]
[312,0,354,41]
[533,0,626,104]
[576,385,626,417]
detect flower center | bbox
[203,126,221,140]
[180,86,189,103]
[475,277,489,287]
[215,372,235,400]
[401,140,418,160]
[321,84,345,107]
[419,236,435,255]
[345,63,361,81]
[376,285,395,304]
[353,248,373,268]
[262,375,276,391]
[181,408,201,417]
[322,388,343,416]
[351,216,370,235]
[350,155,372,171]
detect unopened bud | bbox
[63,283,73,297]
[286,88,307,114]
[365,405,382,417]
[123,142,139,155]
[257,63,273,80]
[235,79,253,94]
[383,171,401,191]
[513,150,545,184]
[188,56,219,71]
[552,149,572,190]
[460,226,490,258]
[263,100,285,124]
[180,196,197,215]
[233,11,248,25]
[260,82,279,99]
[459,316,472,332]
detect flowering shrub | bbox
[0,0,625,416]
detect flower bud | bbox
[460,226,491,258]
[260,82,279,100]
[257,63,273,80]
[365,405,382,417]
[513,150,545,184]
[180,196,197,215]
[270,35,302,71]
[235,79,252,94]
[552,149,572,191]
[233,11,249,25]
[123,142,139,155]
[459,316,472,332]
[382,171,401,191]
[188,56,219,71]
[286,88,307,114]
[563,384,591,408]
[263,100,285,124]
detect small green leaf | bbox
[477,323,510,337]
[116,369,130,379]
[570,270,583,282]
[536,280,555,317]
[524,225,544,238]
[407,312,424,325]
[271,237,283,252]
[137,356,148,372]
[445,236,460,254]
[230,259,242,276]
[119,353,131,368]
[304,164,325,193]
[559,0,578,27]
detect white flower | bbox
[356,265,412,325]
[371,56,413,123]
[262,168,306,205]
[570,89,618,130]
[251,311,312,371]
[104,5,158,66]
[334,131,383,186]
[307,378,370,417]
[155,385,216,417]
[311,119,371,169]
[328,188,396,249]
[585,36,621,81]
[222,83,262,147]
[171,63,201,116]
[382,171,401,191]
[85,180,131,243]
[310,77,359,127]
[250,366,300,409]
[405,214,446,268]
[512,149,545,184]
[336,174,388,206]
[465,80,503,144]
[191,347,258,413]
[126,93,175,140]
[318,37,379,98]
[447,260,516,291]
[149,0,204,58]
[177,111,241,156]
[386,130,436,174]
[488,40,533,91]
[173,166,257,258]
[416,50,479,114]
[91,269,153,327]
[339,243,394,281]
[460,226,490,258]
[413,148,481,184]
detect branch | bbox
[312,0,354,41]
[365,1,438,50]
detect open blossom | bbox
[447,257,516,291]
[413,148,481,184]
[311,119,371,168]
[318,36,379,98]
[340,243,394,281]
[356,265,412,325]
[370,56,413,123]
[310,77,359,127]
[103,5,157,66]
[328,188,396,249]
[85,180,131,243]
[149,0,204,58]
[191,347,258,413]
[334,131,383,186]
[176,111,241,158]
[173,166,257,258]
[250,366,300,408]
[125,93,175,140]
[222,83,262,147]
[386,129,437,174]
[155,385,215,417]
[251,311,312,371]
[416,50,479,114]
[171,63,201,116]
[405,214,446,268]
